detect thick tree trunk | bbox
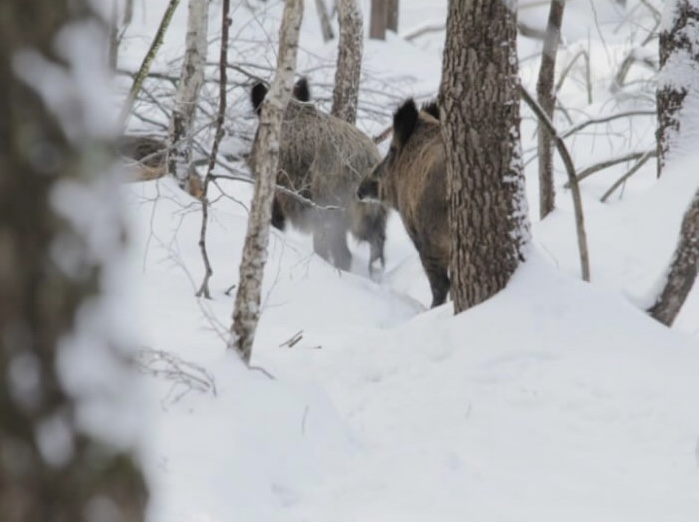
[168,0,209,188]
[369,0,387,40]
[656,0,699,176]
[231,0,304,363]
[332,0,364,125]
[439,0,530,314]
[648,188,699,325]
[0,1,147,520]
[536,0,565,219]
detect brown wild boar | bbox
[249,78,387,273]
[357,99,449,307]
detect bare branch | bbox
[561,110,656,138]
[135,347,217,402]
[120,0,182,125]
[565,150,654,188]
[600,150,656,202]
[520,85,590,282]
[196,0,232,299]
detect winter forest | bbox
[1,0,699,520]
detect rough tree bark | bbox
[332,0,364,125]
[0,1,147,520]
[648,188,699,325]
[648,0,699,325]
[369,0,387,40]
[656,0,699,176]
[231,0,304,363]
[536,0,566,219]
[315,0,335,42]
[168,0,209,189]
[439,0,530,313]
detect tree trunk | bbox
[369,0,387,40]
[196,0,231,300]
[387,0,399,32]
[648,187,699,325]
[656,0,699,177]
[120,0,182,125]
[315,0,335,42]
[332,0,364,124]
[439,0,530,314]
[110,0,121,69]
[536,0,565,219]
[168,0,209,188]
[124,0,135,26]
[0,1,147,519]
[650,0,699,325]
[231,0,304,363]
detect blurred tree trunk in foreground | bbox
[0,1,148,520]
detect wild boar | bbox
[357,99,449,307]
[249,78,387,273]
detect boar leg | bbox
[328,214,352,271]
[418,249,449,308]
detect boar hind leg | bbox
[271,197,286,231]
[420,254,449,308]
[312,230,331,264]
[349,203,386,275]
[368,238,385,276]
[328,215,352,271]
[313,212,351,271]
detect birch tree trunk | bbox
[168,0,210,188]
[0,1,147,519]
[120,0,182,124]
[332,0,364,125]
[231,0,304,364]
[536,0,565,219]
[656,0,699,176]
[439,0,530,314]
[648,188,699,325]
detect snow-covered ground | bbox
[115,1,699,520]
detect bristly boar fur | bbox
[357,99,449,308]
[248,78,387,273]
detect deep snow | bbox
[113,1,699,520]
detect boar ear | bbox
[421,100,439,121]
[293,77,311,102]
[393,99,419,147]
[251,82,268,116]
